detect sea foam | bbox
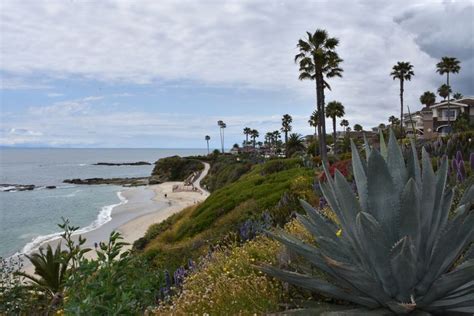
[20,191,128,255]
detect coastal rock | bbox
[93,161,151,166]
[45,186,57,189]
[63,177,149,187]
[0,184,35,192]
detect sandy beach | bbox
[21,162,210,273]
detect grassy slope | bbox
[138,158,316,270]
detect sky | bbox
[0,0,473,148]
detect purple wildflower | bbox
[456,151,463,163]
[457,169,465,183]
[458,160,466,180]
[164,270,172,288]
[452,159,459,174]
[319,197,327,209]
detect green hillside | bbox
[135,158,317,270]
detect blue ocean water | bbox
[0,148,207,257]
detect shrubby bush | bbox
[150,156,204,183]
[156,219,313,315]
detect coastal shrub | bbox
[156,218,319,315]
[150,156,204,183]
[63,231,163,314]
[260,158,303,175]
[262,131,474,314]
[318,159,351,182]
[156,236,282,314]
[0,256,45,314]
[201,155,253,192]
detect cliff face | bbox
[149,156,204,184]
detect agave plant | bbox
[262,131,473,314]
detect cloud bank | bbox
[1,0,472,147]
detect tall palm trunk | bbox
[284,131,288,157]
[332,117,337,154]
[447,72,451,133]
[316,73,328,162]
[314,126,318,156]
[222,129,225,153]
[399,79,404,138]
[206,140,210,155]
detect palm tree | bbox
[419,91,436,108]
[378,123,386,130]
[390,61,414,138]
[264,132,273,146]
[217,121,226,153]
[340,119,349,135]
[437,57,461,132]
[281,114,293,157]
[286,133,305,157]
[388,115,400,126]
[353,124,363,132]
[250,129,259,148]
[438,84,451,101]
[308,110,320,155]
[325,101,345,153]
[453,92,463,100]
[205,135,210,155]
[243,127,251,146]
[16,244,70,301]
[295,29,343,163]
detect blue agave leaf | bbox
[367,148,399,244]
[399,179,421,253]
[351,139,368,213]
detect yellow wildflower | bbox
[336,229,342,237]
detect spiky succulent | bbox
[262,131,474,314]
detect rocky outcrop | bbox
[63,177,149,187]
[1,184,35,191]
[93,161,151,166]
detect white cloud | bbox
[8,128,42,136]
[46,92,64,97]
[1,0,472,146]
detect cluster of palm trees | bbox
[295,28,463,162]
[205,31,462,158]
[243,127,260,148]
[390,56,461,136]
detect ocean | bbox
[0,148,207,258]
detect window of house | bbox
[442,109,456,118]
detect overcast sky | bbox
[1,0,473,148]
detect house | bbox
[403,110,424,137]
[404,97,474,139]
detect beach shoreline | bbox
[20,162,210,273]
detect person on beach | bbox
[164,193,167,198]
[94,242,98,249]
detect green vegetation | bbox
[149,156,203,184]
[156,219,314,315]
[1,220,165,314]
[201,155,254,192]
[138,158,317,270]
[262,131,474,314]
